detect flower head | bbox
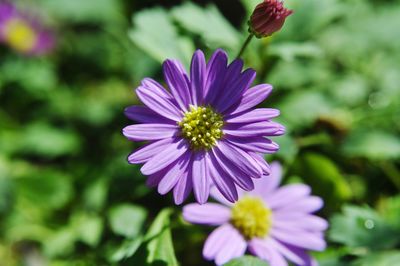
[123,49,284,205]
[183,162,327,266]
[249,0,293,38]
[0,1,55,55]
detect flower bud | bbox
[249,0,293,38]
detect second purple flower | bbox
[123,49,285,204]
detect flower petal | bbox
[273,215,329,232]
[173,171,192,205]
[224,121,285,137]
[214,226,247,265]
[250,152,271,176]
[123,124,178,141]
[210,186,234,206]
[227,137,280,153]
[204,49,228,104]
[163,59,191,110]
[183,203,231,226]
[124,105,174,124]
[217,141,262,179]
[226,108,280,123]
[213,147,255,191]
[190,50,206,105]
[266,184,311,209]
[157,151,191,195]
[203,224,238,261]
[252,161,283,197]
[278,196,324,213]
[207,152,238,203]
[136,78,183,121]
[192,151,211,204]
[271,228,326,251]
[128,138,175,164]
[217,68,256,114]
[228,84,273,116]
[268,238,312,266]
[249,238,288,266]
[141,138,188,175]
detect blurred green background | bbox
[0,0,399,265]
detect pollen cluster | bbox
[179,105,223,150]
[231,196,272,240]
[4,19,37,52]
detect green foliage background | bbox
[0,0,399,265]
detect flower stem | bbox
[236,33,254,59]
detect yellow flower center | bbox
[231,196,272,240]
[179,105,223,150]
[4,18,37,53]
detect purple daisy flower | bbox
[123,49,284,204]
[0,1,54,55]
[183,162,327,266]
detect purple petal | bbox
[141,138,188,175]
[273,215,329,232]
[183,203,231,225]
[214,226,247,265]
[266,184,311,209]
[210,186,234,206]
[157,151,191,195]
[146,171,165,188]
[249,238,288,266]
[226,108,280,123]
[173,171,192,205]
[203,224,239,261]
[136,78,183,121]
[227,136,280,153]
[191,151,211,204]
[128,138,174,164]
[212,147,255,191]
[190,50,206,105]
[228,84,273,116]
[217,141,262,179]
[207,152,238,203]
[224,121,285,138]
[204,49,228,104]
[250,152,271,176]
[268,238,311,266]
[252,161,283,197]
[163,59,191,111]
[216,68,256,114]
[125,106,174,124]
[270,228,327,251]
[278,196,324,213]
[123,124,178,141]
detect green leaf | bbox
[129,8,194,65]
[293,152,352,213]
[329,205,400,250]
[72,213,104,247]
[225,255,269,266]
[109,237,143,262]
[342,130,400,160]
[109,204,147,238]
[171,3,240,50]
[145,209,178,266]
[352,251,400,266]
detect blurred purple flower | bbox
[123,49,284,205]
[183,162,327,265]
[0,1,54,55]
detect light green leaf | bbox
[129,8,194,65]
[109,236,143,262]
[342,130,400,160]
[72,213,104,247]
[145,209,178,266]
[352,251,400,266]
[109,204,147,238]
[329,205,400,250]
[225,255,269,266]
[172,3,240,50]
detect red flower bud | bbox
[249,0,293,38]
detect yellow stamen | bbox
[231,196,272,240]
[179,105,223,150]
[4,18,37,53]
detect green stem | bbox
[236,34,254,59]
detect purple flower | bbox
[0,1,55,55]
[183,162,327,266]
[123,49,284,204]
